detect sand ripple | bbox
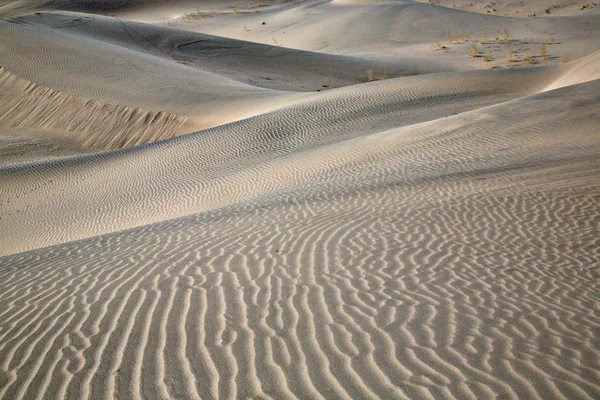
[0,2,599,399]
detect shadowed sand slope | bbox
[6,11,428,90]
[0,0,299,19]
[0,12,306,131]
[0,1,599,399]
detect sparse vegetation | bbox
[431,40,445,51]
[179,2,267,19]
[431,30,561,70]
[540,44,547,60]
[226,4,242,14]
[562,55,570,63]
[182,9,215,20]
[365,69,387,82]
[505,49,515,66]
[524,49,537,64]
[469,44,479,58]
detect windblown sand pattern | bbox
[0,68,185,151]
[0,1,599,399]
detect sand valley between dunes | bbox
[0,0,599,399]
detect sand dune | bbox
[0,1,599,399]
[544,49,600,90]
[0,67,186,153]
[413,0,600,17]
[10,11,426,90]
[0,65,576,255]
[0,12,305,130]
[166,0,600,64]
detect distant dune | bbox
[1,1,599,399]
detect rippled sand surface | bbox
[1,1,599,399]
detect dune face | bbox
[1,1,599,399]
[0,68,186,153]
[413,0,600,17]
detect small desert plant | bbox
[182,10,215,20]
[447,34,454,44]
[482,53,491,62]
[468,34,476,42]
[431,40,444,51]
[524,49,537,63]
[504,29,512,42]
[562,55,570,63]
[550,36,555,43]
[505,49,515,66]
[540,44,547,60]
[272,37,279,46]
[459,33,467,42]
[468,44,479,57]
[367,69,374,81]
[243,25,249,31]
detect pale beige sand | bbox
[413,0,600,17]
[0,1,599,399]
[0,67,185,153]
[163,0,600,65]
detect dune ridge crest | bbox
[0,67,186,151]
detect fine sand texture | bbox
[0,1,599,399]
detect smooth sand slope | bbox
[1,1,599,399]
